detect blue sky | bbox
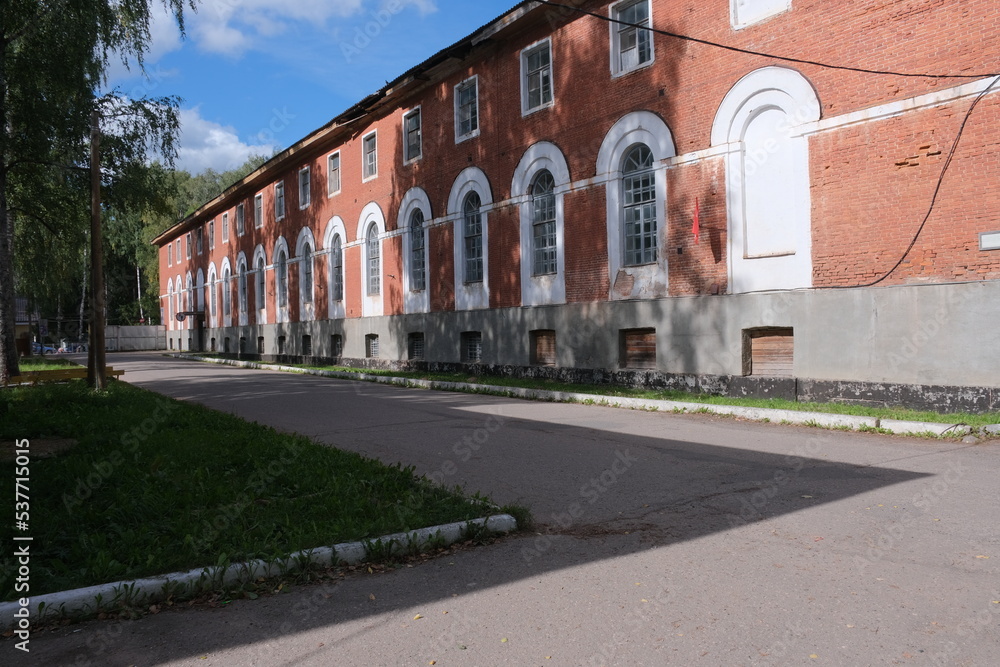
[107,0,520,174]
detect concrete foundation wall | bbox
[167,281,1000,406]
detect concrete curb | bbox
[172,354,977,438]
[1,514,516,628]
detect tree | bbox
[0,0,191,383]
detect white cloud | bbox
[191,0,437,57]
[176,107,276,174]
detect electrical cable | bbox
[532,0,999,79]
[531,0,1000,289]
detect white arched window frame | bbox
[295,227,317,321]
[174,275,183,329]
[272,236,290,323]
[512,142,570,307]
[356,203,386,318]
[166,279,174,331]
[596,110,675,300]
[196,269,205,311]
[447,167,492,311]
[185,273,194,326]
[711,66,819,293]
[236,252,249,326]
[322,216,348,320]
[220,258,232,327]
[252,245,268,326]
[207,264,218,328]
[398,188,432,315]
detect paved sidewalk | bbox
[9,352,999,666]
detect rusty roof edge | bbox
[153,0,546,247]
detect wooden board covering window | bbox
[532,330,556,366]
[746,328,794,377]
[622,329,656,369]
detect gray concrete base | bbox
[1,514,516,628]
[174,354,977,437]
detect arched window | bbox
[410,209,426,291]
[463,192,483,283]
[166,280,174,329]
[238,263,248,316]
[622,144,656,266]
[174,278,182,320]
[301,244,314,305]
[331,235,344,301]
[531,170,557,275]
[366,225,380,296]
[255,256,266,313]
[276,249,288,308]
[207,269,217,324]
[222,268,231,317]
[185,274,193,312]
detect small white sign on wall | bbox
[732,0,792,29]
[980,231,1000,251]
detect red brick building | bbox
[154,0,1000,411]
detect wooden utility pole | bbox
[88,110,107,390]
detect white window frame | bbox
[195,228,203,255]
[362,130,378,182]
[208,220,215,250]
[731,0,792,30]
[167,243,173,267]
[254,193,263,229]
[274,181,285,221]
[610,0,654,77]
[222,213,230,243]
[454,76,480,144]
[175,239,181,261]
[299,166,311,209]
[403,107,422,164]
[236,203,245,237]
[521,38,554,116]
[185,233,192,259]
[327,152,341,197]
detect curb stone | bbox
[0,514,516,628]
[172,354,978,438]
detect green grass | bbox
[204,356,1000,429]
[17,356,82,372]
[0,381,495,600]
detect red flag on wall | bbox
[692,199,701,245]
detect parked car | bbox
[31,342,58,355]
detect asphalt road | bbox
[10,352,1000,666]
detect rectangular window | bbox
[302,334,312,357]
[277,335,286,355]
[254,193,263,229]
[167,243,173,266]
[462,331,483,363]
[732,0,792,29]
[299,167,311,208]
[327,152,341,196]
[621,328,656,369]
[331,334,343,358]
[257,336,265,354]
[403,108,422,163]
[531,330,557,367]
[222,213,229,242]
[274,182,285,220]
[365,334,379,359]
[363,131,378,180]
[611,0,653,76]
[522,40,553,114]
[408,332,425,360]
[185,233,192,259]
[455,76,479,143]
[175,239,181,260]
[236,204,245,237]
[196,228,204,255]
[743,327,794,377]
[208,220,215,250]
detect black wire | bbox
[532,0,999,79]
[829,74,1000,289]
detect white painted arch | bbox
[398,187,432,315]
[448,167,493,311]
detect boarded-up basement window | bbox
[531,330,556,366]
[744,328,794,377]
[621,328,657,369]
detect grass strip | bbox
[198,356,1000,429]
[0,381,493,600]
[17,356,82,372]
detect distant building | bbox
[154,0,1000,411]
